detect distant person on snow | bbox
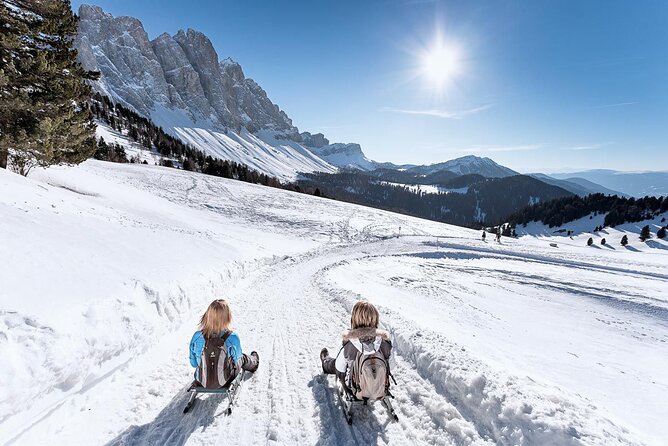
[320,301,392,398]
[496,227,501,242]
[482,230,486,241]
[189,299,259,388]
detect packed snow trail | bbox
[2,161,666,445]
[10,238,656,445]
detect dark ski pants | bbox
[321,356,345,381]
[241,353,259,373]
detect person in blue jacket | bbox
[189,299,259,385]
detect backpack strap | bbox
[219,329,232,344]
[202,329,232,348]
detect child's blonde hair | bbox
[200,299,232,337]
[350,301,379,329]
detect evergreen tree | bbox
[587,237,593,246]
[0,0,40,169]
[94,137,108,160]
[0,0,98,175]
[601,238,606,245]
[621,234,628,246]
[657,227,666,239]
[640,225,651,241]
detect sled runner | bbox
[334,375,399,425]
[183,370,247,415]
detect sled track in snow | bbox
[8,237,654,445]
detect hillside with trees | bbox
[506,193,668,228]
[299,170,572,227]
[86,93,289,189]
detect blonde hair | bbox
[200,299,232,337]
[350,301,379,329]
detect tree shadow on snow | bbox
[105,385,226,446]
[646,240,668,251]
[624,245,641,252]
[309,374,391,446]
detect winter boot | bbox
[320,348,330,373]
[249,351,259,372]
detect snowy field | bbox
[380,181,469,195]
[1,161,667,445]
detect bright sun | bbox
[420,41,462,90]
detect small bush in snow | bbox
[601,238,606,245]
[621,235,628,246]
[640,225,651,242]
[587,237,593,246]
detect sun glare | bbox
[419,40,462,92]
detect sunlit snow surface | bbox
[1,161,667,445]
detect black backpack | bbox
[199,331,237,389]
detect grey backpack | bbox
[199,331,236,389]
[352,350,388,400]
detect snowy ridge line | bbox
[0,254,287,445]
[315,256,645,446]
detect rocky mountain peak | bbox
[76,4,298,133]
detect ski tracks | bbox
[10,237,647,445]
[181,241,486,446]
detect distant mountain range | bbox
[529,174,628,198]
[549,170,668,198]
[75,4,665,214]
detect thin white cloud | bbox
[560,142,612,151]
[594,102,639,109]
[457,143,543,153]
[381,104,493,120]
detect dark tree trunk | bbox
[0,149,7,169]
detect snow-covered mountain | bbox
[75,4,336,180]
[76,5,295,134]
[405,155,518,178]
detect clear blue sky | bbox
[71,0,668,173]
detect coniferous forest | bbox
[506,193,668,228]
[86,94,285,189]
[298,170,572,228]
[86,93,331,198]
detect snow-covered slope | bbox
[517,209,668,243]
[95,121,167,164]
[2,161,667,445]
[173,127,336,181]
